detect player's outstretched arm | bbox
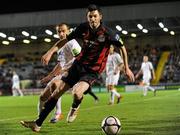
[41,39,68,65]
[151,69,156,80]
[135,69,142,79]
[120,46,135,82]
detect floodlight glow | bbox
[8,37,15,41]
[45,30,53,35]
[2,41,10,45]
[137,24,143,30]
[163,27,168,32]
[158,22,164,28]
[142,29,148,33]
[44,38,51,42]
[131,33,137,37]
[22,31,29,36]
[53,34,59,39]
[170,31,175,35]
[31,35,37,40]
[122,30,128,35]
[0,32,7,38]
[23,39,30,44]
[116,25,122,31]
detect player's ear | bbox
[99,13,102,21]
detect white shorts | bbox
[106,73,120,86]
[12,84,20,89]
[142,77,151,86]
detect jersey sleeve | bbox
[149,62,154,70]
[108,30,124,47]
[116,53,123,64]
[67,23,85,41]
[66,39,82,57]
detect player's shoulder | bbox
[102,23,121,41]
[77,22,89,29]
[113,52,120,56]
[72,22,89,34]
[102,24,116,35]
[142,62,146,66]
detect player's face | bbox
[56,25,69,40]
[87,10,102,29]
[109,45,114,54]
[143,56,148,62]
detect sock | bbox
[88,91,98,100]
[143,86,148,96]
[72,97,83,108]
[110,91,115,103]
[147,86,155,91]
[111,89,120,97]
[35,98,58,126]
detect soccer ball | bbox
[101,116,121,135]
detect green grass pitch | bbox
[0,89,180,135]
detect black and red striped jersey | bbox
[67,22,123,73]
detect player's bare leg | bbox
[50,97,64,123]
[67,81,89,123]
[21,80,69,132]
[38,79,60,114]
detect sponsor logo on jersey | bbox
[98,34,105,42]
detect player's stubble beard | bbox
[90,22,100,30]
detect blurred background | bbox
[0,0,180,95]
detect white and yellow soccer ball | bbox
[101,116,121,135]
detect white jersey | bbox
[141,61,153,80]
[106,52,123,75]
[57,39,81,69]
[106,52,123,86]
[47,39,81,87]
[12,74,20,89]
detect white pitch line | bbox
[0,116,35,122]
[0,92,179,122]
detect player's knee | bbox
[51,80,62,89]
[73,92,83,100]
[51,85,67,100]
[51,82,58,90]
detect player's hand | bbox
[125,68,135,82]
[41,52,52,65]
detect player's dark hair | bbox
[87,4,102,14]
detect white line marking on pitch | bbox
[0,92,179,122]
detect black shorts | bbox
[61,60,99,88]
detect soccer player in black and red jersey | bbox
[20,4,134,132]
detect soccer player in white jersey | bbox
[106,45,124,104]
[135,55,156,96]
[38,23,75,123]
[12,70,23,96]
